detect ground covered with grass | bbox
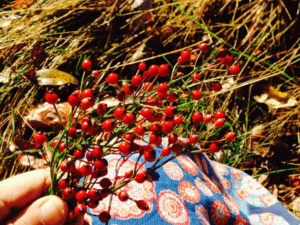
[1,0,300,219]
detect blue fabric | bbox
[84,138,300,225]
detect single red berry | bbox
[59,160,75,173]
[62,187,74,200]
[215,118,225,128]
[157,91,168,99]
[82,59,92,70]
[123,133,135,143]
[119,142,131,156]
[92,70,99,77]
[136,200,149,210]
[74,203,87,217]
[118,191,129,202]
[73,149,85,159]
[148,65,159,77]
[161,146,171,156]
[144,149,156,162]
[214,110,226,120]
[154,113,163,122]
[114,107,126,120]
[177,56,183,64]
[100,178,112,188]
[97,103,107,115]
[124,170,133,179]
[135,125,146,136]
[79,164,92,176]
[68,91,81,107]
[167,93,178,103]
[209,142,222,152]
[131,75,143,86]
[94,159,108,171]
[81,97,94,110]
[180,50,191,63]
[124,85,134,95]
[58,179,68,190]
[81,115,91,124]
[143,71,151,81]
[198,43,208,53]
[75,190,87,203]
[88,200,99,209]
[117,92,125,102]
[141,108,154,119]
[135,172,147,183]
[91,169,102,179]
[229,65,241,75]
[81,121,92,133]
[33,132,47,145]
[92,146,103,159]
[149,124,161,133]
[156,100,163,108]
[162,121,174,134]
[138,62,146,71]
[148,133,158,144]
[191,73,201,83]
[102,119,115,132]
[86,151,94,161]
[143,82,153,92]
[217,48,228,58]
[173,116,183,125]
[192,90,202,100]
[58,141,66,152]
[189,134,198,144]
[154,136,162,146]
[226,132,236,142]
[81,89,93,100]
[157,83,168,93]
[158,64,170,77]
[177,72,184,78]
[45,90,58,104]
[68,126,77,138]
[88,188,100,201]
[168,134,178,144]
[67,211,76,223]
[204,114,213,123]
[99,211,111,223]
[122,113,135,125]
[52,138,59,148]
[145,96,157,106]
[192,112,203,124]
[107,73,119,85]
[219,54,233,66]
[212,82,222,92]
[165,105,176,117]
[169,143,182,153]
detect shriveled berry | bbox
[169,143,182,153]
[107,73,119,85]
[124,170,133,179]
[226,132,236,142]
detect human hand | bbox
[0,168,83,225]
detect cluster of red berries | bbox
[33,44,238,223]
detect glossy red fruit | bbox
[214,111,226,120]
[209,142,222,153]
[161,146,171,156]
[143,82,153,92]
[143,71,151,81]
[114,107,126,120]
[75,190,87,203]
[81,121,92,133]
[212,82,222,92]
[92,146,103,159]
[52,138,59,148]
[148,65,159,77]
[81,89,93,100]
[82,59,92,70]
[154,113,163,122]
[118,191,129,202]
[122,113,135,125]
[157,83,168,93]
[58,142,66,152]
[170,143,182,153]
[180,50,191,63]
[149,133,159,144]
[62,187,74,200]
[144,149,156,162]
[88,188,100,201]
[189,134,198,144]
[117,92,125,101]
[192,90,202,100]
[131,75,143,86]
[124,85,134,95]
[135,125,146,136]
[191,73,201,83]
[173,116,183,125]
[97,103,107,115]
[229,65,241,75]
[192,112,203,124]
[68,92,81,107]
[149,124,161,133]
[138,62,146,71]
[73,149,85,159]
[162,121,174,134]
[92,70,99,77]
[168,134,178,144]
[141,108,154,119]
[226,132,236,142]
[99,211,111,223]
[79,164,92,176]
[107,73,119,85]
[45,90,58,104]
[124,170,133,179]
[88,200,99,209]
[123,133,135,143]
[67,211,76,223]
[74,204,87,217]
[100,178,112,188]
[33,132,47,145]
[68,127,77,138]
[165,105,176,117]
[102,119,115,132]
[60,160,75,173]
[215,118,225,128]
[119,142,131,156]
[219,54,233,66]
[204,114,213,123]
[154,136,162,146]
[86,151,94,161]
[81,98,94,110]
[145,96,157,106]
[167,93,178,103]
[158,64,170,77]
[58,179,68,190]
[94,159,108,171]
[198,43,208,53]
[177,72,184,78]
[157,91,168,99]
[156,100,163,108]
[135,172,147,183]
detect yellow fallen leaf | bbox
[36,69,79,86]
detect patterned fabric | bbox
[85,138,300,225]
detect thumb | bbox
[7,195,68,225]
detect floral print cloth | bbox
[86,138,300,225]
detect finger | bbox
[5,195,68,225]
[0,168,51,222]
